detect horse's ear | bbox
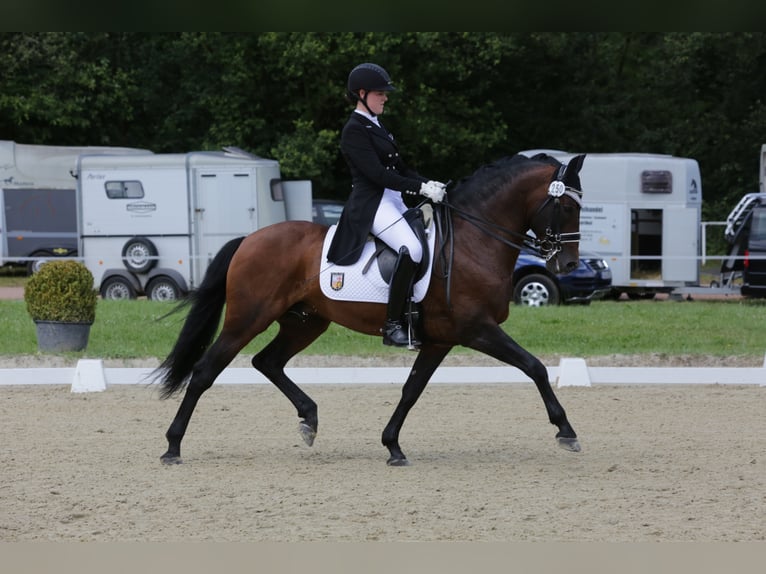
[565,154,586,176]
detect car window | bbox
[750,210,766,242]
[322,204,344,225]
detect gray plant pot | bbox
[34,321,92,353]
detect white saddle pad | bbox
[319,223,436,303]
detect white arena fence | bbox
[0,357,764,393]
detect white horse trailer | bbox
[76,148,312,300]
[522,150,702,298]
[0,140,147,273]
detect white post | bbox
[556,357,591,387]
[71,359,107,393]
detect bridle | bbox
[432,165,583,305]
[438,166,583,261]
[530,170,584,261]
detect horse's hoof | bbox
[298,421,316,447]
[557,436,581,452]
[161,455,183,465]
[386,457,411,467]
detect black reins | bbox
[432,170,584,307]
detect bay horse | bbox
[153,152,587,466]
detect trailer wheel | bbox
[514,274,560,306]
[100,276,137,300]
[146,276,183,301]
[27,251,53,275]
[121,237,158,274]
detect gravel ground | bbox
[1,382,764,542]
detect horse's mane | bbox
[448,153,561,208]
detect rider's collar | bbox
[355,109,380,127]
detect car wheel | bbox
[146,276,182,301]
[121,237,158,274]
[514,274,560,306]
[26,251,54,275]
[100,276,137,300]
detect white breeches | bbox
[371,189,423,263]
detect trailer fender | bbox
[146,268,188,292]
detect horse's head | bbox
[444,153,586,276]
[528,154,586,274]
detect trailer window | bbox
[641,171,672,194]
[105,181,144,199]
[270,179,284,201]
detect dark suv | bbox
[722,197,766,298]
[741,206,766,297]
[513,248,612,306]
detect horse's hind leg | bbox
[162,334,246,464]
[467,324,580,452]
[251,309,330,447]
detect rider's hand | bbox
[419,180,447,203]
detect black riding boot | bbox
[383,247,421,348]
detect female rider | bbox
[326,62,446,348]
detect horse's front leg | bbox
[382,344,451,466]
[467,324,580,452]
[251,312,330,447]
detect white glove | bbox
[419,180,447,203]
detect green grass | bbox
[1,298,764,360]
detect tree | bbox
[2,33,765,217]
[0,33,138,145]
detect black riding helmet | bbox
[346,63,396,115]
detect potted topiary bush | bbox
[24,260,98,352]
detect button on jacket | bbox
[326,112,427,265]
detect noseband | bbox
[532,175,584,262]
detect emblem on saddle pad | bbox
[330,272,345,291]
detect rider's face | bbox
[362,90,388,115]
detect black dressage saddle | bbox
[362,208,430,284]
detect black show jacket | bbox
[326,112,427,265]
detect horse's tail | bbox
[153,236,246,399]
